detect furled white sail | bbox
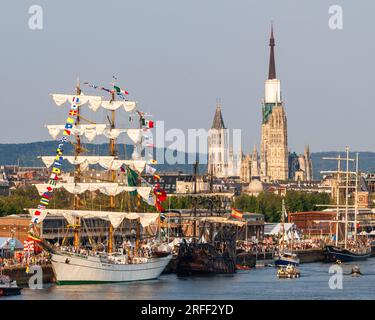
[46,125,140,143]
[98,159,146,172]
[27,208,159,228]
[123,101,137,112]
[51,94,103,111]
[101,100,137,112]
[127,129,142,144]
[39,156,146,172]
[46,124,107,141]
[51,94,137,113]
[103,128,127,140]
[101,100,124,111]
[34,183,151,198]
[40,156,116,168]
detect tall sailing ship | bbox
[320,147,371,262]
[274,199,300,267]
[27,79,172,284]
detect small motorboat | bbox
[0,275,22,296]
[350,266,362,277]
[277,264,300,279]
[274,251,300,267]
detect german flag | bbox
[230,208,243,220]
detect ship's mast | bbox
[108,91,116,254]
[354,152,359,242]
[73,79,82,250]
[335,155,341,247]
[193,161,198,243]
[320,147,356,247]
[344,147,349,249]
[281,199,285,251]
[135,113,143,252]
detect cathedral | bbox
[207,25,313,183]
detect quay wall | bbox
[294,249,324,263]
[3,264,55,286]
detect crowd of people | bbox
[236,238,324,254]
[57,238,158,264]
[0,252,50,269]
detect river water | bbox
[6,259,375,300]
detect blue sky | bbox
[0,0,374,154]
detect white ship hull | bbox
[51,253,172,284]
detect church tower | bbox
[303,145,313,181]
[251,145,260,178]
[260,25,289,181]
[208,102,229,178]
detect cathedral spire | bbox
[211,101,226,129]
[268,23,276,80]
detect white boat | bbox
[274,251,300,266]
[51,252,172,284]
[27,80,172,285]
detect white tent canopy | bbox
[264,223,300,241]
[0,237,24,250]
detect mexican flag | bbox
[126,166,139,196]
[113,85,129,95]
[142,119,154,128]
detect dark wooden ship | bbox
[176,225,237,276]
[174,162,242,276]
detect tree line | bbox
[0,187,331,223]
[234,191,331,222]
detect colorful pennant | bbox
[30,96,80,225]
[83,81,129,100]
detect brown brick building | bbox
[288,211,337,238]
[0,215,31,243]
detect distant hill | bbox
[0,141,374,177]
[0,141,205,174]
[311,151,375,178]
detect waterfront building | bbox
[175,176,209,194]
[288,211,337,239]
[0,215,31,242]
